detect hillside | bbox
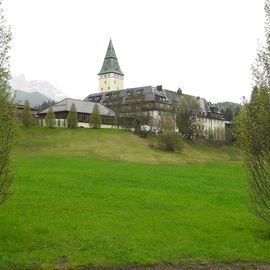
[215,101,241,119]
[16,127,242,164]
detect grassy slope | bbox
[15,127,242,164]
[0,128,269,269]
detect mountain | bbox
[11,74,66,102]
[11,89,53,107]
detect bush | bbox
[89,103,101,128]
[67,103,78,128]
[45,106,56,128]
[134,129,149,138]
[21,100,33,127]
[152,132,183,152]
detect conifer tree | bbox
[21,99,33,127]
[0,1,18,204]
[89,103,101,128]
[67,102,78,128]
[224,108,233,121]
[45,106,56,128]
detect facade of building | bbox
[16,104,38,122]
[98,39,124,92]
[37,39,226,140]
[84,85,226,140]
[38,98,115,127]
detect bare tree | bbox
[176,95,200,139]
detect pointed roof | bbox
[98,39,124,76]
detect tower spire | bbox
[98,39,124,92]
[98,39,124,76]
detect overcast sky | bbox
[3,0,265,103]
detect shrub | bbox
[153,132,183,152]
[135,129,149,138]
[45,106,56,128]
[21,100,33,127]
[67,103,78,128]
[89,103,101,128]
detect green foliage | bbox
[252,0,270,88]
[216,102,241,120]
[67,102,78,128]
[45,106,56,128]
[235,86,270,222]
[36,100,55,113]
[223,107,234,121]
[89,103,101,128]
[235,0,270,224]
[0,2,18,205]
[153,132,183,152]
[176,95,200,139]
[21,99,33,127]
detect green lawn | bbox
[0,127,269,269]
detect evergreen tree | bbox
[36,100,55,113]
[67,102,78,128]
[89,103,101,128]
[21,99,33,127]
[224,107,233,121]
[0,1,18,205]
[45,106,56,128]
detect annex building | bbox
[38,39,226,140]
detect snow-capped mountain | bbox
[11,74,66,102]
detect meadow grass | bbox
[0,127,269,269]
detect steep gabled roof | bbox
[98,39,124,76]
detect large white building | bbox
[39,39,226,140]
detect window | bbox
[108,87,110,90]
[105,81,107,84]
[78,113,87,122]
